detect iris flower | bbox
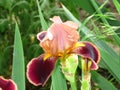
[26,16,100,86]
[0,76,17,90]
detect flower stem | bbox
[70,79,77,90]
[81,58,92,90]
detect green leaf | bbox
[100,49,120,83]
[91,71,117,90]
[73,0,95,14]
[0,19,8,32]
[0,0,13,10]
[61,0,95,18]
[51,60,67,90]
[11,1,30,11]
[0,53,4,74]
[113,0,120,14]
[12,23,25,90]
[36,0,48,30]
[60,0,79,18]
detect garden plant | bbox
[0,0,120,90]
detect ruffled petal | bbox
[73,42,100,70]
[50,16,62,23]
[64,21,79,29]
[26,54,57,86]
[37,16,79,56]
[48,23,79,55]
[0,76,17,90]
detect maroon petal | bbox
[74,42,100,70]
[0,76,17,90]
[26,54,57,86]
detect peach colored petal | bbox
[40,39,51,53]
[44,23,79,55]
[47,30,53,40]
[38,16,79,56]
[64,21,79,29]
[50,16,62,23]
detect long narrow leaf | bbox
[91,71,117,90]
[100,49,120,83]
[61,0,95,15]
[51,60,67,90]
[12,23,25,90]
[36,0,48,30]
[113,0,120,14]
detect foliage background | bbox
[0,0,120,90]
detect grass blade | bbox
[12,23,25,90]
[90,0,120,47]
[61,0,95,15]
[36,0,48,30]
[100,49,120,83]
[113,0,120,14]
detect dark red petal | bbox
[0,76,17,90]
[26,54,57,86]
[74,42,100,70]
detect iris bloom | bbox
[0,76,17,90]
[26,16,100,86]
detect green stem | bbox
[70,80,77,90]
[81,59,91,90]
